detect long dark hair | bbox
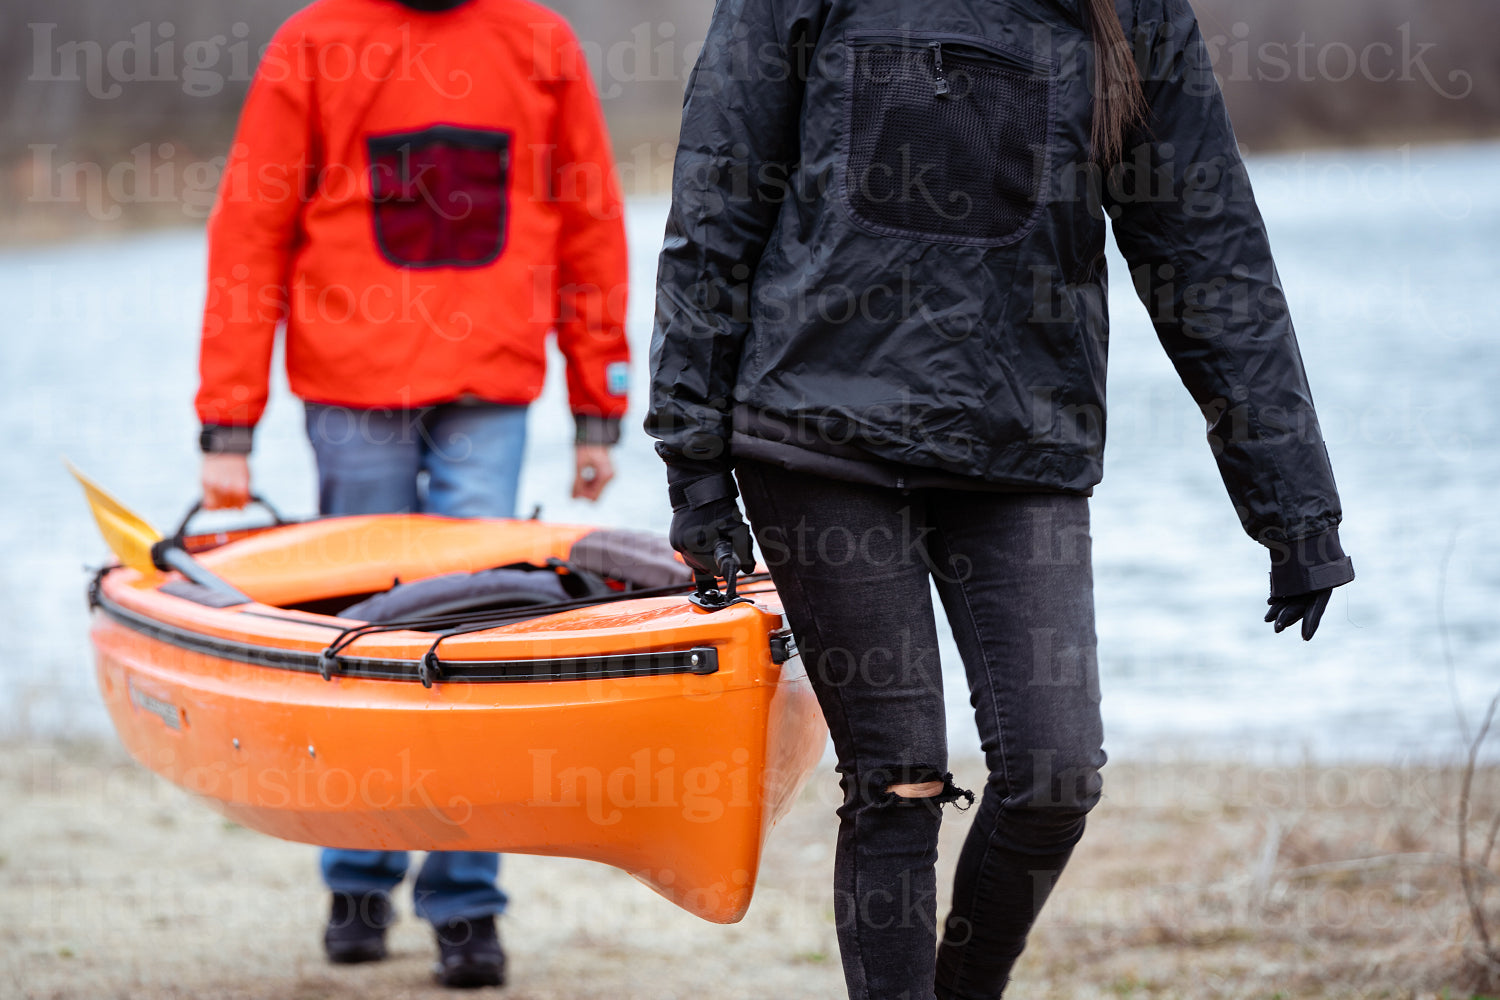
[1081,0,1147,164]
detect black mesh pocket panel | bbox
[845,35,1052,245]
[367,125,511,269]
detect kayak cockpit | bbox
[175,515,693,616]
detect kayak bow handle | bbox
[689,539,751,613]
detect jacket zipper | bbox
[929,41,950,97]
[850,30,1051,78]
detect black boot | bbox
[432,914,506,988]
[323,891,393,964]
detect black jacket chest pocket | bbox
[843,32,1054,246]
[367,125,512,269]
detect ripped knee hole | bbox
[870,770,976,811]
[887,781,945,798]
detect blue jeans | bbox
[304,400,527,520]
[307,400,526,925]
[736,462,1105,1000]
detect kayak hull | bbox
[89,515,826,923]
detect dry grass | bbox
[999,757,1500,999]
[2,741,1497,999]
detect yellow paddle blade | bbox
[65,460,162,576]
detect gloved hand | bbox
[665,462,755,581]
[1265,589,1332,641]
[1265,529,1353,641]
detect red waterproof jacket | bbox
[196,0,629,451]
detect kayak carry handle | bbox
[688,539,750,612]
[156,495,284,605]
[716,539,741,600]
[170,494,289,546]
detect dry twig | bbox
[1457,689,1500,962]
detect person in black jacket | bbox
[647,0,1354,996]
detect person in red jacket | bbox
[193,0,629,987]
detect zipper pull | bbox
[929,41,950,96]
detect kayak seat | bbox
[566,528,693,590]
[339,566,574,623]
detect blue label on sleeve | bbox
[606,362,629,396]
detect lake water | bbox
[3,141,1497,765]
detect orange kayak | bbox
[88,514,826,923]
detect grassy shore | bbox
[3,741,1496,999]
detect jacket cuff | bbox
[654,440,732,474]
[199,424,254,455]
[1269,527,1355,597]
[574,415,621,447]
[666,462,738,512]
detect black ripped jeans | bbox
[736,461,1106,1000]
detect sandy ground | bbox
[3,741,1496,1000]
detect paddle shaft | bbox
[153,543,254,605]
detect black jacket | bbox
[645,0,1353,596]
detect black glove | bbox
[1265,589,1333,641]
[1265,529,1354,641]
[665,463,755,581]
